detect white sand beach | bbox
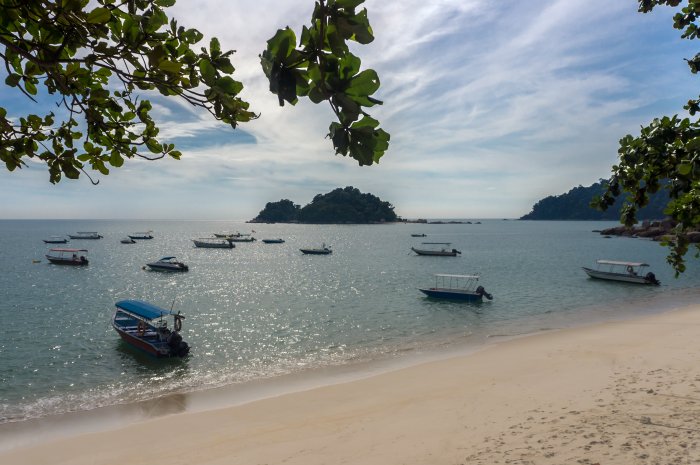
[3,304,700,465]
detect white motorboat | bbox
[582,260,660,285]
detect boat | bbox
[214,232,251,238]
[45,248,89,266]
[68,231,102,239]
[43,236,68,244]
[128,231,154,240]
[411,242,461,256]
[411,233,427,237]
[228,236,256,242]
[145,256,189,272]
[120,237,136,244]
[300,243,332,255]
[582,260,660,285]
[192,238,235,248]
[111,300,190,358]
[262,238,285,244]
[419,274,493,301]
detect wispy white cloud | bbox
[1,0,696,219]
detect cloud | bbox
[1,0,697,219]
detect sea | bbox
[1,219,699,448]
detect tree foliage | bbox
[0,0,388,184]
[252,186,397,223]
[0,0,255,183]
[260,0,390,166]
[593,0,700,273]
[522,180,669,220]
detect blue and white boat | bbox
[112,300,190,358]
[419,274,493,301]
[582,260,660,285]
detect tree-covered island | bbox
[250,186,398,224]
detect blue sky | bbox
[0,0,697,220]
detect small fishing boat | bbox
[192,238,235,248]
[128,231,154,240]
[411,242,461,256]
[411,233,427,237]
[45,248,89,266]
[419,274,493,301]
[262,238,285,244]
[112,300,190,358]
[582,260,660,285]
[68,231,102,239]
[145,256,189,272]
[120,237,136,244]
[228,236,256,242]
[43,236,69,244]
[300,243,332,255]
[214,232,251,238]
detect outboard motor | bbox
[167,331,190,357]
[452,249,461,254]
[645,272,660,285]
[476,285,493,300]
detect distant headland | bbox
[249,186,399,224]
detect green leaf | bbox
[679,163,693,175]
[214,76,243,95]
[146,139,163,153]
[86,7,111,24]
[158,60,183,73]
[199,58,217,84]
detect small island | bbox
[250,186,398,224]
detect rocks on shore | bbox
[597,219,700,243]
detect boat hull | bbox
[43,239,68,244]
[146,263,188,272]
[262,239,285,244]
[582,267,657,285]
[46,256,88,266]
[411,247,460,257]
[300,249,332,255]
[419,288,482,301]
[193,240,234,248]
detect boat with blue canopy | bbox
[112,300,190,358]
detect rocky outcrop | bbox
[598,219,700,243]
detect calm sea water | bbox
[1,219,699,426]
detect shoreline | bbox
[3,300,700,464]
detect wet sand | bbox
[3,304,700,465]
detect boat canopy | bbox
[422,242,451,245]
[434,273,480,279]
[49,248,88,252]
[159,256,176,261]
[115,299,181,321]
[596,260,649,267]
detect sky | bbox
[0,0,698,220]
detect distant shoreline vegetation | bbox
[249,186,399,224]
[520,180,669,221]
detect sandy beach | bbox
[4,304,700,465]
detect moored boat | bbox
[192,238,235,248]
[120,237,136,244]
[43,236,69,244]
[419,274,493,301]
[262,238,285,244]
[68,231,102,239]
[145,256,189,272]
[300,243,332,255]
[411,233,427,237]
[411,242,461,256]
[112,300,190,358]
[45,248,89,266]
[128,231,154,240]
[582,260,660,285]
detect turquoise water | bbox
[1,219,699,424]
